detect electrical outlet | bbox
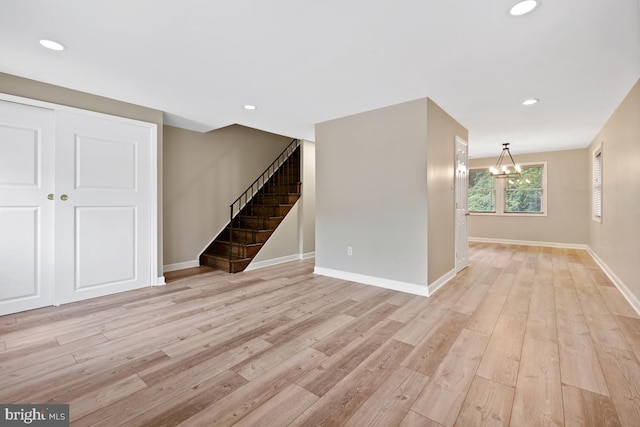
[347,246,352,256]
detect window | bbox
[504,165,544,213]
[469,162,546,216]
[593,147,603,221]
[469,169,495,212]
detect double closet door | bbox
[0,99,157,316]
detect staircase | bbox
[199,139,301,273]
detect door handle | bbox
[60,194,69,201]
[47,194,54,200]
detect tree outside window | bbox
[505,166,543,213]
[469,169,495,212]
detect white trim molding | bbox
[313,267,429,297]
[164,253,315,274]
[301,251,316,260]
[428,269,456,296]
[587,248,640,316]
[163,260,199,273]
[245,254,302,272]
[469,237,589,250]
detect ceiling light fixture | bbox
[509,0,539,16]
[490,143,521,178]
[39,39,65,51]
[243,105,257,110]
[522,98,539,106]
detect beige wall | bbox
[427,98,469,284]
[163,125,295,266]
[469,148,590,245]
[588,79,640,301]
[302,140,316,255]
[250,203,301,264]
[315,98,467,289]
[0,73,163,126]
[0,72,165,276]
[315,99,429,287]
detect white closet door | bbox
[54,111,153,304]
[0,101,55,315]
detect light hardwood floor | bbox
[1,242,639,426]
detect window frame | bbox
[469,161,547,217]
[592,144,603,223]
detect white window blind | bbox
[593,150,603,219]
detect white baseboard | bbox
[313,267,429,297]
[301,251,316,260]
[163,260,199,273]
[428,269,456,296]
[155,276,166,286]
[164,253,315,274]
[245,254,302,272]
[469,237,589,250]
[587,248,640,316]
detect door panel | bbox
[0,208,40,299]
[55,110,152,304]
[76,207,136,290]
[0,101,55,315]
[76,135,137,190]
[0,125,40,186]
[455,136,469,272]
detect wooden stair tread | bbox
[249,203,295,207]
[201,254,251,263]
[214,240,263,248]
[238,215,284,220]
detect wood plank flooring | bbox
[2,242,639,426]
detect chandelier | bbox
[490,143,521,178]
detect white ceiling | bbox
[1,0,638,158]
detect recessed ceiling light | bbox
[522,98,539,106]
[243,105,257,110]
[39,39,65,51]
[510,0,539,16]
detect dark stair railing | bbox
[223,138,301,272]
